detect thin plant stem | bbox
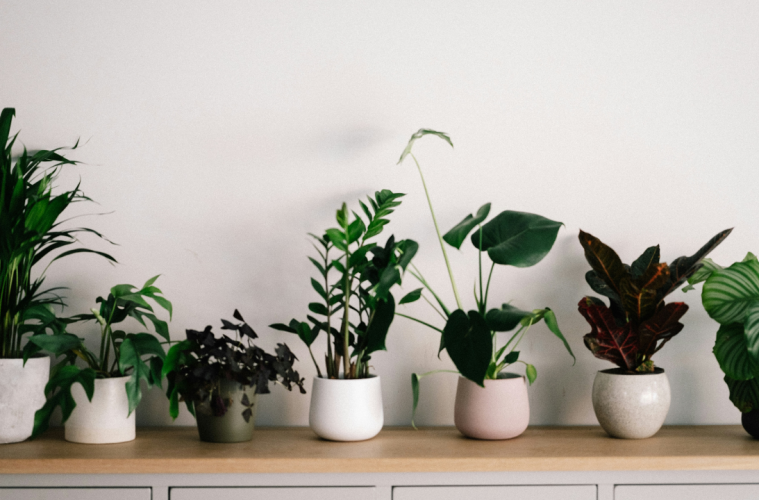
[421,293,446,321]
[483,262,495,309]
[410,153,462,310]
[396,313,444,334]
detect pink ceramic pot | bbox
[454,374,529,440]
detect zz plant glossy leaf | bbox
[473,211,562,267]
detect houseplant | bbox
[163,310,306,443]
[271,189,417,441]
[578,228,732,438]
[684,251,759,437]
[0,108,115,443]
[30,276,171,443]
[397,129,575,440]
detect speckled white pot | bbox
[454,375,530,440]
[592,368,671,439]
[0,357,50,444]
[65,376,135,444]
[309,376,383,441]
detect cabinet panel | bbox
[0,489,150,500]
[171,487,375,500]
[393,485,596,500]
[616,484,759,500]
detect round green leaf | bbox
[725,374,759,413]
[713,323,758,381]
[472,211,562,268]
[702,259,759,325]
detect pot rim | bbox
[598,367,666,375]
[314,374,379,381]
[458,374,526,382]
[0,354,50,363]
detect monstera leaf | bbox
[442,310,492,385]
[578,297,638,371]
[472,211,562,268]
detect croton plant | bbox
[578,228,732,372]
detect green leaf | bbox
[525,363,537,385]
[411,372,421,429]
[503,351,519,364]
[308,257,326,276]
[486,304,531,332]
[363,294,396,355]
[119,335,161,415]
[374,266,401,301]
[442,203,491,250]
[683,258,723,292]
[396,239,418,271]
[714,323,758,381]
[578,230,628,300]
[400,288,423,305]
[148,356,164,389]
[296,320,319,347]
[630,246,661,280]
[162,340,192,377]
[269,322,298,334]
[725,374,759,413]
[308,302,329,316]
[110,283,136,298]
[542,308,576,364]
[442,310,492,386]
[398,128,453,164]
[31,366,96,439]
[473,211,563,267]
[347,217,366,244]
[325,228,347,251]
[311,278,328,300]
[28,333,83,356]
[745,303,759,362]
[702,259,759,325]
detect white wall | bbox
[2,1,758,428]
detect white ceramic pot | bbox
[0,356,50,444]
[592,368,671,439]
[65,376,136,444]
[454,374,530,440]
[309,376,383,441]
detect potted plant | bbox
[30,276,171,443]
[0,108,115,444]
[684,251,759,438]
[163,310,306,443]
[397,129,575,440]
[577,228,731,439]
[271,189,417,441]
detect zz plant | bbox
[0,108,115,360]
[397,129,575,423]
[163,310,306,421]
[578,229,731,372]
[30,276,172,438]
[684,252,759,413]
[271,190,418,379]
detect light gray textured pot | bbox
[0,356,50,444]
[592,368,670,439]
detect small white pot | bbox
[0,357,50,444]
[65,376,136,444]
[592,368,671,439]
[309,376,383,441]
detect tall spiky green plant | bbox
[0,108,116,359]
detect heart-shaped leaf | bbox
[442,310,492,386]
[472,211,562,268]
[485,303,531,332]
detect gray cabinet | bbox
[393,485,597,500]
[616,484,759,500]
[171,487,375,500]
[0,490,150,500]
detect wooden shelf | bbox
[1,426,759,474]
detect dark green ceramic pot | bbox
[195,380,258,443]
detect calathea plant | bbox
[271,190,418,379]
[397,129,575,423]
[30,276,172,438]
[578,228,732,372]
[163,310,306,421]
[0,108,115,360]
[684,252,759,413]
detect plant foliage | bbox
[164,310,306,421]
[685,252,759,412]
[397,129,575,425]
[0,108,116,359]
[578,228,732,372]
[30,276,171,438]
[271,190,418,379]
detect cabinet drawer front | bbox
[0,489,150,500]
[616,484,759,500]
[171,487,374,500]
[393,485,596,500]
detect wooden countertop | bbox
[1,426,758,474]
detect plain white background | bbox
[1,1,758,428]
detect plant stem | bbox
[483,262,495,309]
[323,244,333,378]
[396,313,444,334]
[478,225,484,314]
[308,346,322,378]
[410,153,462,310]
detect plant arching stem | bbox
[410,153,462,310]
